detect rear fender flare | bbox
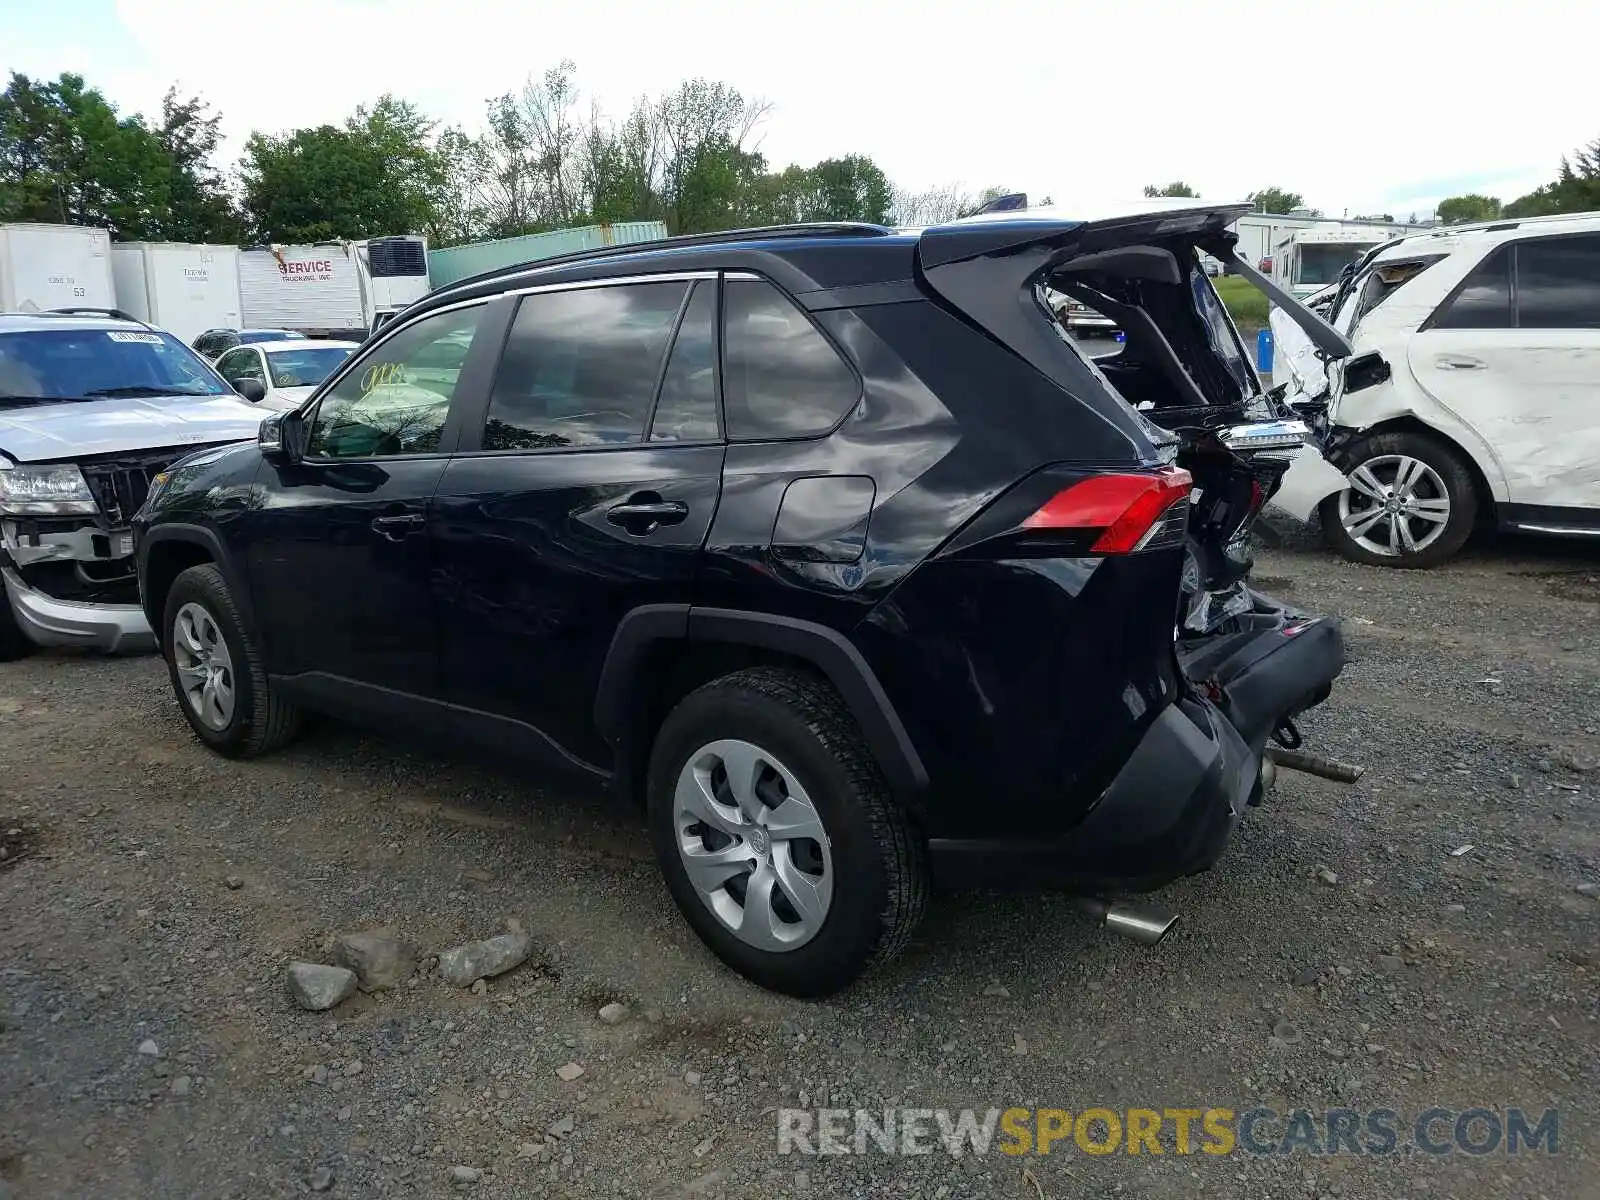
[594,605,929,801]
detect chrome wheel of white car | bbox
[1336,454,1452,557]
[673,737,834,952]
[1321,431,1479,569]
[172,601,236,730]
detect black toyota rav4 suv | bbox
[135,206,1352,996]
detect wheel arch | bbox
[595,605,929,808]
[1336,416,1499,523]
[139,524,252,647]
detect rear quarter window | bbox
[722,279,859,441]
[1514,235,1600,329]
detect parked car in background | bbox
[191,327,300,361]
[214,339,359,411]
[0,312,265,659]
[1044,286,1117,334]
[1273,210,1600,566]
[135,211,1348,996]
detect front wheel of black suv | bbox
[162,564,302,757]
[647,667,927,998]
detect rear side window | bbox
[1433,246,1512,330]
[650,281,719,442]
[1514,236,1600,329]
[484,282,686,450]
[722,278,858,441]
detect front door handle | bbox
[371,512,426,540]
[1435,355,1485,370]
[606,495,689,535]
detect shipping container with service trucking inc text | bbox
[110,242,242,344]
[0,222,115,314]
[237,236,430,338]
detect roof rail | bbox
[44,306,140,322]
[431,222,893,298]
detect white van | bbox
[1273,210,1600,566]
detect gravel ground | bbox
[2,535,1597,1200]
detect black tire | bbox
[1320,430,1479,569]
[0,595,36,661]
[161,563,301,757]
[647,667,927,998]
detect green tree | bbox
[240,96,446,241]
[1505,137,1600,217]
[152,88,242,242]
[1247,186,1306,214]
[0,71,170,237]
[1435,194,1501,225]
[1143,181,1197,198]
[804,155,892,223]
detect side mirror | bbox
[235,377,267,403]
[258,411,305,464]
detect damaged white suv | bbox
[1273,211,1600,567]
[1,311,266,659]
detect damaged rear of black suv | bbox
[137,205,1353,996]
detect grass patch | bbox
[1212,275,1270,333]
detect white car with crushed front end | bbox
[1272,211,1600,567]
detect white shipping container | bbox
[0,222,115,313]
[111,242,242,344]
[238,244,365,336]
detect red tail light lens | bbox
[1022,466,1193,553]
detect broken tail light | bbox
[1023,466,1193,553]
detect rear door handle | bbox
[606,496,689,534]
[1435,355,1485,370]
[371,512,426,540]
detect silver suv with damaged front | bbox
[0,312,266,659]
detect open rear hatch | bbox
[917,204,1350,746]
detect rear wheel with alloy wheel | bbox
[647,667,927,997]
[1320,431,1478,568]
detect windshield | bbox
[0,328,229,404]
[1297,243,1381,286]
[266,346,354,388]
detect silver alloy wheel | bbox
[1336,454,1452,557]
[172,602,236,731]
[673,738,834,952]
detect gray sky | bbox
[5,0,1591,217]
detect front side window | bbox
[0,328,231,403]
[216,347,264,385]
[483,282,687,451]
[306,306,483,459]
[1433,246,1512,330]
[266,346,355,389]
[722,278,859,441]
[1514,235,1600,329]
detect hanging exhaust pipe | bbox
[1073,898,1179,946]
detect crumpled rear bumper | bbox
[2,566,154,653]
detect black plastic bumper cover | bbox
[927,697,1257,893]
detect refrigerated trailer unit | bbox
[238,243,366,338]
[0,222,115,313]
[110,242,242,344]
[238,236,429,338]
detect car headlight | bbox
[0,462,99,516]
